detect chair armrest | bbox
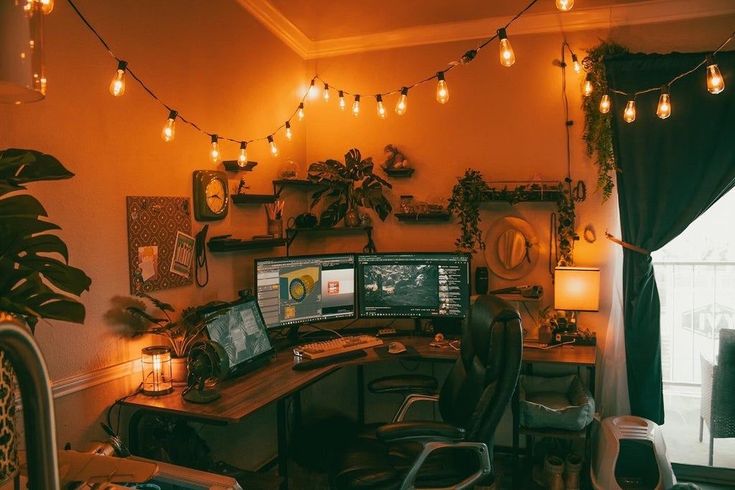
[376,422,465,443]
[393,393,439,422]
[367,374,438,395]
[400,441,492,490]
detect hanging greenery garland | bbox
[581,41,630,201]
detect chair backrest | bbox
[438,295,523,442]
[713,329,735,425]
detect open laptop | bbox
[205,298,275,378]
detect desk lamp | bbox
[141,346,173,396]
[554,267,600,332]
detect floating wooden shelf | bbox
[231,194,277,205]
[384,167,415,178]
[481,181,563,204]
[395,212,450,222]
[223,160,258,172]
[285,225,375,254]
[207,237,286,252]
[273,179,322,197]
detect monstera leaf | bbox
[0,149,91,331]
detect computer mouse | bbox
[388,341,407,354]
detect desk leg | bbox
[512,380,520,490]
[277,398,289,490]
[357,365,365,425]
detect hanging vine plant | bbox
[581,41,630,201]
[448,169,489,253]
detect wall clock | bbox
[193,170,229,221]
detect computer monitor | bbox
[255,254,356,329]
[356,252,470,319]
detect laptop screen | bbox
[205,299,274,376]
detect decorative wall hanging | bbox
[484,216,539,280]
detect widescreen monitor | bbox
[255,254,356,329]
[357,252,470,319]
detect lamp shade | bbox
[554,267,600,311]
[141,345,173,396]
[0,0,46,104]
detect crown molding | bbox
[237,0,735,59]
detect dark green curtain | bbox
[606,51,735,424]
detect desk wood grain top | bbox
[121,337,595,423]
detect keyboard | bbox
[293,335,384,360]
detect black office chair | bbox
[333,295,523,489]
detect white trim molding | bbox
[51,358,140,399]
[237,0,735,59]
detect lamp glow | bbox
[706,56,725,94]
[556,0,574,11]
[268,135,279,156]
[599,94,611,114]
[323,83,330,101]
[109,60,127,97]
[285,121,293,140]
[571,53,582,74]
[352,95,360,117]
[141,346,173,396]
[623,100,636,123]
[161,110,177,142]
[338,90,346,110]
[497,29,515,67]
[297,102,305,121]
[395,87,408,115]
[308,79,317,99]
[554,267,601,329]
[238,141,248,167]
[436,72,449,104]
[656,86,672,119]
[376,94,386,119]
[583,74,593,97]
[209,134,220,162]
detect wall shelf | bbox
[232,194,277,205]
[481,181,563,204]
[384,167,415,178]
[395,212,450,222]
[223,160,258,172]
[273,179,321,197]
[207,237,286,252]
[285,225,375,254]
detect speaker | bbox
[475,266,489,295]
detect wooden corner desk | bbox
[121,337,596,489]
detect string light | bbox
[267,135,279,156]
[583,74,593,97]
[656,85,672,119]
[376,95,386,119]
[706,55,725,94]
[395,87,408,115]
[352,95,361,117]
[338,90,346,110]
[209,134,220,162]
[297,103,305,121]
[556,0,574,12]
[238,141,248,167]
[436,72,449,104]
[161,110,177,142]
[308,79,318,99]
[623,100,637,123]
[285,121,293,140]
[571,53,582,74]
[497,28,516,67]
[599,94,611,114]
[109,60,127,97]
[323,83,330,102]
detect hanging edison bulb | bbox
[706,55,725,94]
[556,0,574,12]
[209,135,220,162]
[395,87,408,115]
[285,121,293,140]
[323,83,330,102]
[38,0,54,14]
[656,86,672,119]
[161,110,177,142]
[297,102,305,121]
[571,53,582,74]
[308,79,318,99]
[599,94,611,114]
[352,95,361,117]
[497,29,515,67]
[238,141,248,167]
[623,100,636,123]
[338,90,346,110]
[109,60,128,97]
[436,72,449,104]
[376,95,386,119]
[582,74,593,97]
[268,135,279,156]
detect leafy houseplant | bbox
[307,149,392,227]
[448,169,489,253]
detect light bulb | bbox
[623,100,636,123]
[238,142,248,167]
[395,87,408,115]
[109,60,128,97]
[268,135,279,157]
[352,95,361,117]
[161,110,177,142]
[209,135,220,162]
[323,83,330,102]
[497,29,515,67]
[436,72,449,104]
[308,79,317,99]
[556,0,574,11]
[38,0,54,14]
[599,94,611,114]
[376,95,386,119]
[583,75,593,97]
[285,121,293,140]
[656,86,672,119]
[706,56,725,94]
[571,54,581,74]
[338,90,346,110]
[297,103,305,121]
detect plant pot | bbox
[345,208,361,227]
[170,356,188,387]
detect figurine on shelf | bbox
[236,177,249,195]
[382,144,410,170]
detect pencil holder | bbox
[268,218,283,238]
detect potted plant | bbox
[0,148,92,482]
[448,169,489,253]
[307,148,392,227]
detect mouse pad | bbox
[374,345,420,359]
